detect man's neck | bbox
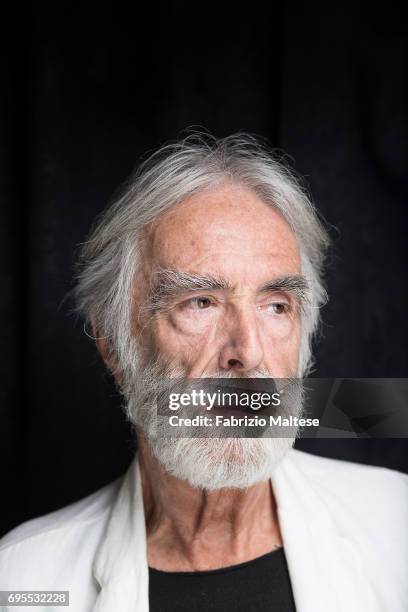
[138,436,283,572]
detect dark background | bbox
[1,5,407,537]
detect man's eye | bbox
[268,302,289,314]
[186,296,213,310]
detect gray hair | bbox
[73,133,330,376]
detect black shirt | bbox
[149,547,296,611]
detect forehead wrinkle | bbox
[146,184,301,265]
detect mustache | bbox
[136,355,274,380]
[124,355,300,404]
[122,351,302,406]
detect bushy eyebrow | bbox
[259,275,310,307]
[144,268,310,313]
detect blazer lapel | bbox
[272,450,375,612]
[92,459,149,612]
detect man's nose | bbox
[218,308,264,373]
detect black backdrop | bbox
[1,4,407,537]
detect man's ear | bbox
[92,322,123,386]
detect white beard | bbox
[122,352,302,490]
[143,436,297,490]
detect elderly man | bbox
[1,134,407,611]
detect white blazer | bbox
[1,449,407,611]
